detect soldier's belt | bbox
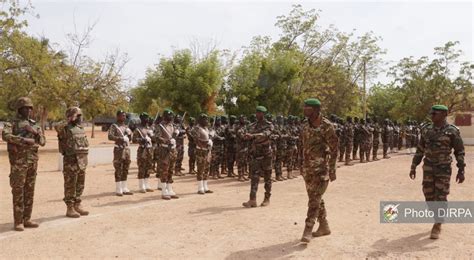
[160,144,169,148]
[196,146,209,151]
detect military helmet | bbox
[16,97,33,110]
[66,107,82,119]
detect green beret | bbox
[256,106,267,113]
[116,109,126,116]
[221,115,228,119]
[304,98,321,107]
[431,105,448,112]
[189,117,195,121]
[199,113,208,119]
[140,112,149,118]
[163,108,174,115]
[229,115,237,120]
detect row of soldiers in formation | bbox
[116,111,424,194]
[3,96,465,242]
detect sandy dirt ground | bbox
[0,128,473,259]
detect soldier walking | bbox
[300,98,338,243]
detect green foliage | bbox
[130,49,224,117]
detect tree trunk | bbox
[91,118,95,139]
[40,106,48,132]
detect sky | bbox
[24,0,473,87]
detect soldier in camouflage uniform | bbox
[155,109,179,200]
[220,115,228,176]
[392,121,400,153]
[300,98,338,243]
[286,116,299,178]
[398,122,405,151]
[273,115,290,181]
[56,107,89,218]
[2,97,46,231]
[235,115,249,182]
[358,119,369,163]
[410,105,465,239]
[352,117,361,160]
[191,113,214,194]
[381,119,393,159]
[133,113,155,193]
[210,117,225,179]
[108,110,133,196]
[337,118,345,163]
[343,117,354,166]
[365,118,374,162]
[153,115,163,178]
[186,117,197,175]
[174,115,186,176]
[372,118,381,161]
[225,115,238,177]
[242,106,274,208]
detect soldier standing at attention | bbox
[372,118,381,161]
[155,109,179,200]
[337,118,346,163]
[225,115,238,177]
[410,105,465,239]
[108,110,133,196]
[133,113,155,193]
[191,114,214,194]
[242,106,274,208]
[344,117,354,166]
[300,98,338,243]
[56,107,89,218]
[210,117,226,179]
[352,117,361,161]
[186,117,197,175]
[2,97,46,231]
[235,115,249,182]
[273,115,289,181]
[174,115,186,176]
[381,119,392,159]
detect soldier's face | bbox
[74,115,82,125]
[256,112,264,121]
[19,107,32,118]
[117,113,126,123]
[430,111,446,124]
[303,105,319,118]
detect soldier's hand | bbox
[24,125,38,135]
[22,137,36,146]
[456,169,465,184]
[409,169,416,180]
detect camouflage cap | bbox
[66,107,82,120]
[16,97,33,110]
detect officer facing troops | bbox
[108,110,133,196]
[300,98,338,243]
[409,105,465,239]
[133,113,155,193]
[56,107,90,218]
[2,97,46,231]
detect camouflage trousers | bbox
[175,141,184,172]
[188,144,196,173]
[286,145,298,174]
[113,147,131,182]
[274,148,286,177]
[302,168,329,226]
[10,162,38,224]
[249,155,272,200]
[196,148,210,181]
[137,147,153,179]
[422,163,451,201]
[236,147,248,178]
[393,134,399,150]
[157,146,177,184]
[372,139,380,158]
[353,139,360,159]
[345,140,353,161]
[382,142,390,156]
[226,146,236,174]
[398,136,404,150]
[63,155,87,207]
[338,141,345,161]
[211,144,224,177]
[359,140,372,161]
